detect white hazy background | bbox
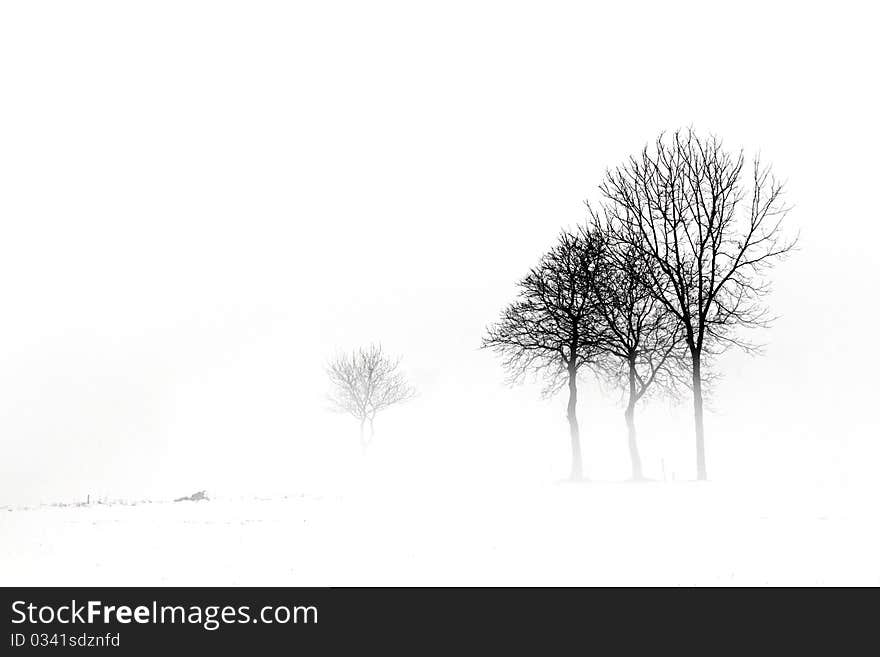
[1,1,879,585]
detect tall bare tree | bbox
[482,229,605,481]
[587,223,684,480]
[326,344,416,449]
[597,128,796,480]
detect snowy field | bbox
[4,478,879,587]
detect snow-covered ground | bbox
[4,478,879,586]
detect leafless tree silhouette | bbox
[326,344,416,449]
[482,229,606,481]
[596,128,796,480]
[587,223,685,480]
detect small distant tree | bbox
[482,229,605,481]
[326,344,416,449]
[599,128,796,479]
[587,223,685,480]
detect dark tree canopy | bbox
[483,229,605,394]
[590,227,684,403]
[597,128,795,356]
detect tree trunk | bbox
[369,416,375,443]
[691,351,707,481]
[566,361,584,481]
[625,358,643,481]
[359,417,368,452]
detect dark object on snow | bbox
[174,490,208,502]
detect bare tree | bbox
[587,223,685,480]
[482,229,605,481]
[326,344,416,449]
[597,128,796,480]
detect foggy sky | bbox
[1,1,878,504]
